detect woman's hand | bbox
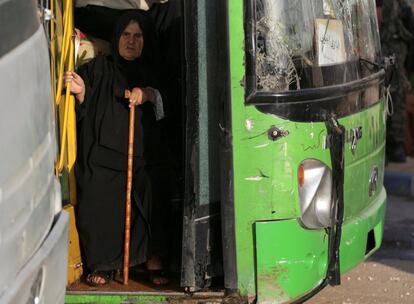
[125,87,154,108]
[64,71,86,103]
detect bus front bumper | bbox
[254,187,386,303]
[340,186,387,273]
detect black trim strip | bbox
[181,0,198,289]
[247,71,385,104]
[243,0,256,99]
[219,0,238,291]
[0,0,39,58]
[292,279,328,304]
[254,80,383,122]
[325,117,346,286]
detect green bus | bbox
[45,0,387,303]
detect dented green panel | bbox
[255,220,328,303]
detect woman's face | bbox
[118,21,144,61]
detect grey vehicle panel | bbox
[0,1,68,303]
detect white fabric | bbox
[148,87,165,121]
[75,0,168,11]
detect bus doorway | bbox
[64,0,230,298]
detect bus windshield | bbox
[252,0,381,94]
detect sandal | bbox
[147,269,169,286]
[86,270,114,287]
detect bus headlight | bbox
[298,159,332,229]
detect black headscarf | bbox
[112,10,159,90]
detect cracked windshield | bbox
[255,0,381,93]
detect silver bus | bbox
[0,0,69,303]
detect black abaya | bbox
[75,12,162,273]
[75,54,152,272]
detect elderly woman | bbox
[65,11,168,286]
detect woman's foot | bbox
[148,269,169,286]
[146,257,169,286]
[86,271,113,287]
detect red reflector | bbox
[298,164,305,187]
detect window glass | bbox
[253,0,381,93]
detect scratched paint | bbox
[245,119,254,131]
[254,143,270,149]
[245,176,263,181]
[257,272,290,304]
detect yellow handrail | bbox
[50,4,82,287]
[51,0,77,204]
[56,42,74,173]
[55,0,72,106]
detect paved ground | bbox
[384,158,414,197]
[386,157,414,173]
[308,259,414,304]
[308,192,414,304]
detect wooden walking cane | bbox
[123,89,134,285]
